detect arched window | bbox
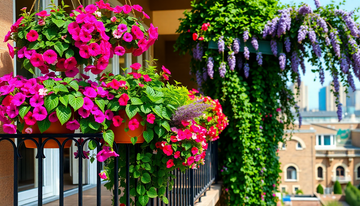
[336,166,345,177]
[287,166,297,180]
[296,142,302,149]
[357,167,360,178]
[317,167,323,178]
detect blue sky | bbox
[281,0,360,109]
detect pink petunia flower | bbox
[114,46,125,56]
[118,93,129,106]
[6,104,18,118]
[96,146,119,162]
[123,5,131,14]
[143,74,152,82]
[105,110,114,121]
[191,147,199,155]
[49,111,58,122]
[166,159,174,168]
[123,33,133,42]
[138,83,144,87]
[83,87,97,98]
[30,53,44,67]
[128,118,139,131]
[117,24,127,33]
[195,155,201,162]
[81,23,95,33]
[132,5,143,12]
[64,57,77,69]
[112,115,123,127]
[26,30,39,42]
[12,93,26,106]
[162,66,171,75]
[99,171,107,179]
[78,107,91,118]
[4,31,11,42]
[174,151,181,159]
[142,11,150,19]
[32,106,48,121]
[94,21,105,32]
[7,43,14,58]
[113,5,123,13]
[24,111,36,125]
[85,4,97,14]
[130,63,141,70]
[36,10,50,17]
[17,46,26,58]
[68,22,80,35]
[131,72,141,79]
[88,43,101,57]
[43,49,58,64]
[66,120,80,130]
[79,30,92,42]
[186,156,195,166]
[30,94,44,107]
[96,56,109,70]
[24,49,35,59]
[110,16,117,22]
[3,124,16,134]
[65,66,79,77]
[163,74,169,80]
[131,25,144,40]
[79,45,90,59]
[146,113,155,124]
[112,29,122,39]
[25,127,33,134]
[38,19,45,26]
[276,108,281,112]
[94,110,105,123]
[163,145,173,156]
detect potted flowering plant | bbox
[5,0,158,76]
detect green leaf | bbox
[131,136,138,145]
[80,118,91,133]
[144,163,151,171]
[142,155,151,163]
[65,49,75,59]
[44,95,59,113]
[158,170,165,177]
[134,171,141,178]
[56,105,71,125]
[182,142,192,151]
[143,129,154,143]
[59,95,69,107]
[68,80,79,91]
[161,121,171,131]
[17,122,25,133]
[69,95,84,111]
[95,98,106,112]
[28,41,40,50]
[139,195,149,206]
[52,19,65,28]
[147,187,157,198]
[137,184,146,195]
[88,140,97,150]
[43,79,55,88]
[18,106,31,119]
[44,27,58,40]
[54,41,69,57]
[38,119,51,133]
[152,105,163,118]
[103,130,114,146]
[125,104,140,120]
[158,187,166,196]
[23,58,35,74]
[140,104,152,114]
[141,172,151,184]
[162,196,169,204]
[154,125,165,137]
[89,121,100,131]
[131,97,143,105]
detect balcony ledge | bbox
[195,183,222,206]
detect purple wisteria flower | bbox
[202,67,208,81]
[207,57,214,79]
[277,9,291,37]
[237,55,243,70]
[314,0,321,9]
[243,31,249,42]
[171,100,211,126]
[244,63,250,78]
[271,40,277,57]
[244,46,250,60]
[251,37,259,50]
[312,41,322,58]
[196,70,202,87]
[316,15,328,33]
[270,17,279,37]
[319,67,325,85]
[285,37,291,53]
[291,51,300,73]
[330,30,341,58]
[348,72,356,92]
[233,38,240,54]
[298,25,308,43]
[325,36,331,46]
[228,52,236,71]
[340,54,349,73]
[337,103,343,121]
[279,53,286,71]
[218,36,225,53]
[256,52,263,66]
[308,28,317,43]
[298,4,313,15]
[333,72,340,93]
[219,62,226,78]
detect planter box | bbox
[208,39,283,55]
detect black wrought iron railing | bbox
[0,133,218,206]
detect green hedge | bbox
[334,181,342,194]
[317,184,324,194]
[345,185,360,206]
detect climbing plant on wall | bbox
[175,0,359,205]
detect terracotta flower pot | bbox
[56,68,66,72]
[125,47,135,53]
[110,110,145,144]
[22,117,75,149]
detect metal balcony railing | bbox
[0,133,218,206]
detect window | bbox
[282,144,286,150]
[316,135,335,147]
[286,166,297,180]
[357,167,360,178]
[336,166,345,177]
[317,167,323,178]
[296,142,302,149]
[294,187,299,192]
[281,187,286,193]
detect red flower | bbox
[162,74,169,80]
[191,147,198,155]
[166,159,174,168]
[199,37,204,41]
[162,66,171,75]
[130,63,141,70]
[163,145,173,156]
[112,115,123,127]
[128,118,139,131]
[174,151,180,159]
[201,23,209,31]
[170,136,178,143]
[118,93,129,106]
[192,33,198,41]
[146,113,156,124]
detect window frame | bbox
[317,167,323,179]
[316,135,336,148]
[286,166,298,181]
[296,142,303,150]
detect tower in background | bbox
[290,83,309,111]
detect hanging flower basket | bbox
[110,110,145,144]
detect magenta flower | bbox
[146,113,155,124]
[99,171,107,180]
[143,74,152,82]
[112,115,123,127]
[66,120,80,131]
[76,14,87,24]
[123,5,131,14]
[65,66,79,77]
[96,147,119,162]
[138,38,148,50]
[68,22,80,35]
[100,31,109,41]
[96,56,109,70]
[24,111,36,126]
[123,33,133,42]
[3,124,16,134]
[7,43,14,58]
[30,53,44,67]
[49,111,58,122]
[26,30,39,42]
[84,87,97,98]
[195,155,201,161]
[117,24,128,33]
[187,156,195,166]
[36,10,50,17]
[94,21,105,32]
[25,127,33,134]
[174,151,181,159]
[82,97,94,110]
[79,30,92,43]
[88,43,101,56]
[4,31,11,42]
[78,107,90,118]
[64,57,77,69]
[166,159,174,168]
[191,147,199,155]
[114,46,125,56]
[132,4,143,12]
[6,104,19,118]
[105,110,114,120]
[32,106,47,121]
[30,94,44,107]
[85,4,97,14]
[12,93,26,106]
[79,45,90,59]
[113,5,123,13]
[17,47,27,58]
[128,118,139,131]
[112,29,122,39]
[94,110,105,123]
[24,49,35,59]
[131,25,144,40]
[43,49,58,64]
[142,11,150,19]
[111,16,117,22]
[82,23,95,33]
[130,63,141,70]
[118,93,129,106]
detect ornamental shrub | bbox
[347,182,353,188]
[345,184,360,206]
[296,189,304,195]
[334,181,342,194]
[317,184,324,194]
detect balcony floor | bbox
[44,185,113,206]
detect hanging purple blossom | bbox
[196,70,202,87]
[337,103,343,122]
[270,17,280,38]
[256,52,263,66]
[243,31,249,42]
[193,43,203,61]
[300,57,306,75]
[219,62,226,78]
[341,13,359,37]
[319,67,325,85]
[291,51,300,73]
[330,30,341,58]
[244,46,250,60]
[202,67,208,82]
[263,21,271,39]
[348,72,356,92]
[244,63,250,78]
[228,52,236,71]
[316,15,328,33]
[233,38,240,54]
[312,41,322,58]
[207,57,214,79]
[251,37,259,50]
[192,48,197,60]
[298,25,308,43]
[218,36,225,53]
[314,0,321,9]
[333,73,340,93]
[285,37,291,53]
[271,40,278,57]
[340,54,349,73]
[298,4,313,15]
[353,51,360,69]
[325,36,331,46]
[308,29,317,43]
[171,100,211,126]
[277,9,291,37]
[237,55,243,70]
[279,53,286,71]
